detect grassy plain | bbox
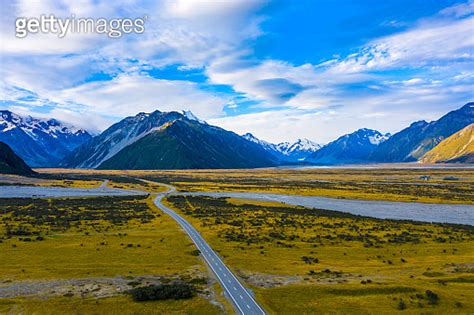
[39,167,474,204]
[0,191,222,314]
[165,195,474,314]
[0,295,220,315]
[2,167,473,314]
[0,195,201,279]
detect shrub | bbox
[397,300,406,310]
[129,283,195,301]
[425,290,439,305]
[190,249,201,256]
[302,256,319,264]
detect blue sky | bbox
[0,0,473,143]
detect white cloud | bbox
[439,0,474,17]
[206,3,474,133]
[402,78,425,86]
[208,108,406,144]
[207,57,325,106]
[205,12,473,113]
[165,0,265,19]
[0,0,268,99]
[45,73,227,123]
[1,0,266,66]
[331,17,474,72]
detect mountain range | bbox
[243,133,321,162]
[0,141,35,175]
[0,111,92,167]
[0,102,472,170]
[306,128,390,164]
[369,103,474,162]
[61,110,278,169]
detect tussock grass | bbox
[0,196,207,280]
[165,195,474,313]
[0,295,220,315]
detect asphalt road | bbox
[153,186,266,315]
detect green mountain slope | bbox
[0,142,35,175]
[98,118,277,170]
[421,124,473,163]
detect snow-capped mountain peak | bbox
[0,110,89,138]
[242,133,277,152]
[276,138,321,155]
[182,110,207,124]
[351,128,390,145]
[288,138,321,153]
[242,133,321,162]
[0,110,92,166]
[305,128,390,164]
[243,133,262,143]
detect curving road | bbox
[153,184,265,315]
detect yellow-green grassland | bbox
[0,185,223,314]
[164,194,474,314]
[39,167,473,204]
[1,167,473,314]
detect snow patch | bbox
[369,133,390,145]
[182,110,207,124]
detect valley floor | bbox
[38,166,474,204]
[0,188,226,314]
[164,195,474,314]
[0,167,473,314]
